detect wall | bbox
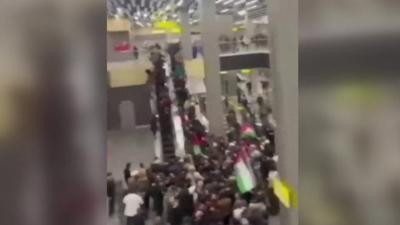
[107,60,151,87]
[216,15,234,37]
[107,31,132,62]
[107,84,152,130]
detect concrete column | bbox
[269,0,298,224]
[200,0,225,136]
[250,73,260,119]
[179,6,192,60]
[251,73,260,98]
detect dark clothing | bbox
[107,178,115,197]
[241,192,253,204]
[178,191,194,217]
[267,187,280,216]
[126,215,144,225]
[150,117,158,136]
[149,185,164,216]
[124,168,131,185]
[193,46,198,58]
[144,191,150,210]
[168,207,183,225]
[133,47,139,59]
[107,178,115,215]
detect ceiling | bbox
[107,0,267,28]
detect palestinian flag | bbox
[234,149,256,193]
[241,124,258,140]
[193,144,203,155]
[192,135,203,156]
[240,146,253,165]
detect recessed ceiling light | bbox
[235,20,245,25]
[177,0,184,7]
[190,19,199,25]
[247,4,258,10]
[136,21,144,27]
[246,0,258,6]
[223,0,234,5]
[238,9,246,16]
[234,0,246,6]
[220,8,230,13]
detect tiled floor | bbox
[107,128,155,182]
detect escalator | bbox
[152,53,176,161]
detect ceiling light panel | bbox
[234,0,246,6]
[223,0,234,5]
[220,8,230,13]
[238,9,246,16]
[246,0,259,6]
[247,4,258,10]
[177,1,183,7]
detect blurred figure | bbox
[133,46,139,60]
[136,163,149,194]
[148,181,164,217]
[124,163,132,186]
[178,188,194,221]
[150,115,158,136]
[192,44,198,59]
[107,172,116,216]
[123,188,145,225]
[168,199,183,225]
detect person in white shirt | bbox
[123,191,144,225]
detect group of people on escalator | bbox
[116,45,280,225]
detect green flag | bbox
[235,152,256,193]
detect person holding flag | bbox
[234,146,257,196]
[240,124,259,142]
[192,134,204,156]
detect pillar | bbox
[269,0,298,224]
[250,73,260,120]
[179,1,192,60]
[200,0,225,136]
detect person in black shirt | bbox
[150,115,158,136]
[107,172,115,215]
[178,188,194,220]
[149,182,164,217]
[168,199,183,225]
[133,46,139,59]
[124,163,132,186]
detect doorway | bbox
[119,100,135,130]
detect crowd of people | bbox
[120,130,279,225]
[107,43,280,225]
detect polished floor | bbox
[107,128,155,182]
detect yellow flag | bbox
[272,177,298,208]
